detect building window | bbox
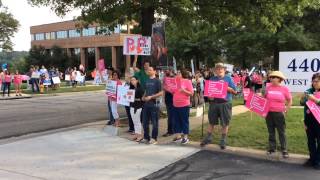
[68,29,81,38]
[45,32,51,40]
[82,27,96,36]
[51,32,56,39]
[57,30,68,39]
[31,34,35,41]
[35,33,45,40]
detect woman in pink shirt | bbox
[172,70,194,144]
[265,71,292,158]
[13,70,22,96]
[2,70,11,97]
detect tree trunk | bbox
[141,6,155,36]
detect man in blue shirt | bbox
[201,63,237,149]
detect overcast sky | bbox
[2,0,80,51]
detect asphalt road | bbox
[0,91,126,139]
[143,150,320,180]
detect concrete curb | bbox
[0,94,32,100]
[186,141,308,165]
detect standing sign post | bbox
[279,51,320,92]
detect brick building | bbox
[30,20,133,74]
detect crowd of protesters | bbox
[102,58,320,170]
[0,63,89,96]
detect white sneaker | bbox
[149,139,158,145]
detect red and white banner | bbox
[204,80,228,99]
[106,80,117,99]
[245,92,270,117]
[123,36,151,56]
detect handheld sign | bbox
[164,77,178,92]
[117,85,136,106]
[106,80,117,99]
[52,77,61,84]
[204,80,228,99]
[123,36,151,56]
[245,92,269,117]
[306,93,320,125]
[243,88,251,101]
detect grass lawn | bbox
[23,85,105,94]
[189,108,309,155]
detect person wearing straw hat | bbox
[264,70,292,158]
[200,62,237,149]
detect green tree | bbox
[0,0,19,51]
[28,0,195,36]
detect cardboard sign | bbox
[164,77,178,92]
[245,92,269,117]
[106,80,117,99]
[204,80,228,99]
[123,36,151,56]
[243,88,251,101]
[117,85,136,106]
[65,75,71,81]
[31,72,40,79]
[98,59,105,72]
[21,75,29,81]
[43,79,51,86]
[306,93,320,125]
[75,72,84,82]
[52,77,61,84]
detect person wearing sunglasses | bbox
[264,71,292,158]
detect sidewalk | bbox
[0,93,31,100]
[119,105,308,164]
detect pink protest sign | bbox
[164,77,178,92]
[233,76,241,85]
[204,80,228,99]
[306,93,320,125]
[243,88,251,101]
[245,92,270,117]
[98,59,105,72]
[21,75,29,81]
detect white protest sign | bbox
[225,64,234,73]
[65,75,71,81]
[52,76,61,84]
[123,36,151,56]
[106,80,117,99]
[279,51,320,92]
[191,59,195,76]
[116,85,136,106]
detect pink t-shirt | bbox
[14,75,22,85]
[265,85,292,112]
[173,78,194,107]
[4,75,11,83]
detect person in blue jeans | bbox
[141,66,163,145]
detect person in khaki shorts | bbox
[200,63,237,149]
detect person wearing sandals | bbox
[300,73,320,169]
[172,70,194,144]
[129,76,145,142]
[13,70,22,96]
[200,63,237,149]
[264,71,292,158]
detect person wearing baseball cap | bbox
[200,62,237,149]
[264,70,292,158]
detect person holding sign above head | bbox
[141,66,163,145]
[129,76,145,142]
[300,73,320,169]
[172,70,194,144]
[264,71,292,158]
[133,55,150,90]
[200,63,237,149]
